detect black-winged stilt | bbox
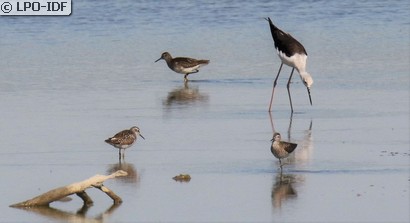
[266,17,313,113]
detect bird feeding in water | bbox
[271,132,297,170]
[105,126,145,159]
[266,17,313,113]
[155,52,210,82]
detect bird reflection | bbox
[271,172,298,209]
[295,120,313,164]
[106,159,139,185]
[269,113,295,141]
[13,203,120,223]
[163,82,208,107]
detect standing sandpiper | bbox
[155,52,210,82]
[271,132,297,170]
[105,126,145,159]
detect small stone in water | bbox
[173,174,191,182]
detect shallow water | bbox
[1,1,409,222]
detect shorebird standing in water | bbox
[266,17,313,113]
[105,126,145,159]
[155,52,210,82]
[271,132,297,170]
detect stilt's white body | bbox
[277,50,312,88]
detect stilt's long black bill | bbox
[154,58,162,63]
[307,88,312,105]
[139,134,145,140]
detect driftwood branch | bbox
[76,191,93,205]
[93,185,123,204]
[10,170,128,207]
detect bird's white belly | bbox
[277,50,307,71]
[175,65,200,74]
[114,142,134,149]
[278,52,295,67]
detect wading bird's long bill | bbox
[307,88,312,105]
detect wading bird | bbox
[266,17,313,113]
[155,52,209,82]
[105,126,145,159]
[271,132,297,170]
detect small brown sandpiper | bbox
[270,132,297,170]
[155,52,209,82]
[105,126,145,159]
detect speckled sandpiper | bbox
[271,132,297,170]
[105,126,145,159]
[155,52,209,82]
[266,17,313,113]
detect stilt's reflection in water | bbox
[106,158,139,185]
[295,120,313,164]
[163,82,208,107]
[271,171,298,209]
